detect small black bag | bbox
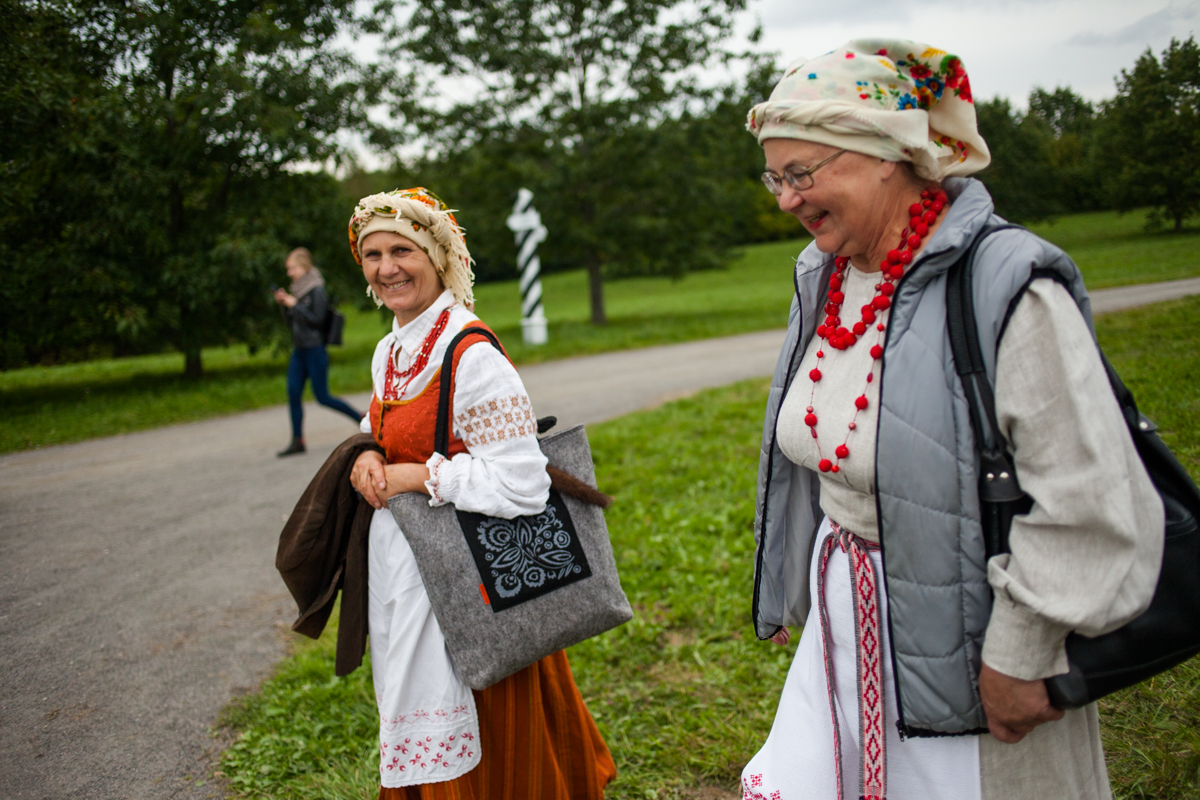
[946,225,1200,710]
[323,307,345,346]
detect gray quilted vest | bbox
[752,177,1093,735]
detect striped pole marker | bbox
[506,188,548,345]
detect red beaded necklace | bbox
[382,307,452,401]
[805,188,949,473]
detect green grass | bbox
[3,208,1197,454]
[218,377,786,799]
[1028,209,1200,289]
[1093,294,1200,799]
[217,294,1200,799]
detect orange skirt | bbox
[379,650,616,800]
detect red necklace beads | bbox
[383,307,452,401]
[805,189,949,473]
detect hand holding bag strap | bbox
[433,326,506,458]
[946,225,1200,710]
[945,224,1030,558]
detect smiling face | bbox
[763,138,916,269]
[359,230,445,325]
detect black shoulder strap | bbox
[945,224,1030,556]
[434,326,506,456]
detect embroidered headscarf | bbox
[746,38,990,181]
[348,187,476,310]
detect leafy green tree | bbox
[0,0,130,368]
[1101,36,1200,231]
[974,96,1061,222]
[1028,86,1101,214]
[376,0,749,324]
[2,0,372,373]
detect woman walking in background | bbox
[742,39,1161,799]
[273,247,362,457]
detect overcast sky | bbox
[747,0,1198,105]
[342,0,1197,167]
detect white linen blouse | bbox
[360,289,550,788]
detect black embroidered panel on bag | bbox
[456,490,591,612]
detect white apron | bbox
[741,517,981,800]
[368,507,481,788]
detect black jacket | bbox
[287,285,329,349]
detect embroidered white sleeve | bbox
[424,342,549,519]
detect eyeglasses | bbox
[761,149,848,196]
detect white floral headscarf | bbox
[348,187,476,310]
[746,38,990,180]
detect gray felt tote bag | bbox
[387,326,634,690]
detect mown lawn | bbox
[2,208,1197,454]
[217,294,1200,799]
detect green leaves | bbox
[1100,36,1200,232]
[1,0,375,372]
[374,0,757,324]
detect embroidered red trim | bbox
[818,522,887,800]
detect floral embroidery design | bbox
[348,187,453,264]
[378,702,475,734]
[742,774,782,800]
[379,732,478,776]
[855,79,906,107]
[456,394,537,449]
[377,702,479,781]
[475,503,582,599]
[895,51,972,108]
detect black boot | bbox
[277,438,306,457]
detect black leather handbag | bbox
[946,225,1200,709]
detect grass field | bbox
[216,293,1200,799]
[1,208,1197,454]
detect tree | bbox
[1101,36,1200,231]
[375,0,749,324]
[0,0,130,368]
[1,0,372,373]
[974,97,1061,222]
[1027,86,1102,214]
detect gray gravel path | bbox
[1,279,1196,799]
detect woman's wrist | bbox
[384,462,432,497]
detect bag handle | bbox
[945,223,1029,557]
[434,326,506,457]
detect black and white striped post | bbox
[506,188,549,345]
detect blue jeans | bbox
[287,346,361,439]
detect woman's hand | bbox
[350,451,431,510]
[770,627,791,646]
[979,662,1064,744]
[351,451,389,509]
[273,288,297,308]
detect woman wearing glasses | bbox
[741,40,1161,799]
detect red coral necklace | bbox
[383,308,452,401]
[805,189,949,473]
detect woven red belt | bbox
[817,522,887,800]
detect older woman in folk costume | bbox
[741,40,1163,800]
[345,188,616,799]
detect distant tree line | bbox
[976,37,1199,230]
[2,0,1196,370]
